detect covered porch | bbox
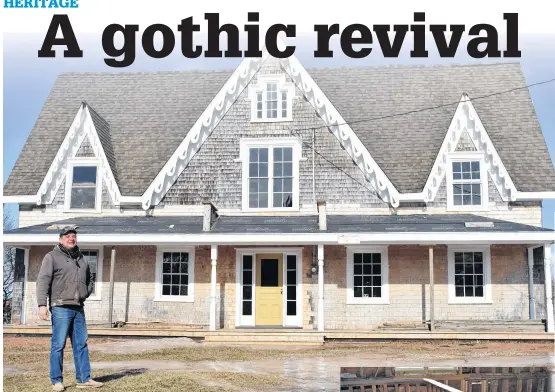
[4,205,554,337]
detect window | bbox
[241,138,300,211]
[447,153,488,210]
[250,76,293,122]
[81,248,103,300]
[65,159,102,212]
[448,246,492,304]
[155,247,195,302]
[346,246,389,304]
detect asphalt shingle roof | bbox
[4,62,555,196]
[4,214,552,235]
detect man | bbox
[37,225,104,391]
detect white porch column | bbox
[209,245,218,331]
[527,247,536,320]
[543,245,554,333]
[317,244,324,332]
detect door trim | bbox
[235,248,303,328]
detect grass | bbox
[3,370,289,392]
[4,336,553,392]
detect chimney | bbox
[317,200,327,231]
[202,202,219,231]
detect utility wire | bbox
[288,77,555,134]
[283,76,555,196]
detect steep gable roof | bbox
[309,62,555,193]
[4,62,555,201]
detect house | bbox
[3,49,555,334]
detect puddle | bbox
[83,354,555,392]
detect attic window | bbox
[446,153,488,211]
[250,76,293,122]
[65,159,102,212]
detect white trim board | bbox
[6,103,122,207]
[422,94,518,204]
[4,231,554,246]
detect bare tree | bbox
[3,211,16,323]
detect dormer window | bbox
[446,152,489,211]
[64,159,102,212]
[240,138,301,211]
[250,75,293,122]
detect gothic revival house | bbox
[4,51,555,337]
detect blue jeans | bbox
[50,305,91,384]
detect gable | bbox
[4,61,555,203]
[161,58,389,210]
[309,63,555,193]
[423,95,518,203]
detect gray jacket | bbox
[36,245,94,308]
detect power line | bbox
[283,76,555,197]
[289,77,555,134]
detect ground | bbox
[3,336,554,392]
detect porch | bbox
[3,323,552,345]
[4,208,555,336]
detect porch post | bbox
[429,246,435,332]
[317,244,324,332]
[527,247,536,320]
[209,245,218,331]
[543,245,554,333]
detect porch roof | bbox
[4,214,554,246]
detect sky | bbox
[2,30,555,229]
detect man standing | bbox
[37,225,104,391]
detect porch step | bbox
[203,332,325,345]
[435,319,546,332]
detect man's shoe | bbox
[52,383,65,391]
[76,379,104,388]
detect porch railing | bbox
[340,378,462,392]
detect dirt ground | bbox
[3,336,554,392]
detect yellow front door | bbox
[255,254,283,326]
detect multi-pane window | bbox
[266,83,278,119]
[353,252,382,298]
[242,255,253,316]
[451,161,482,206]
[454,252,484,298]
[246,144,295,210]
[161,251,190,297]
[81,250,98,295]
[273,147,293,208]
[70,166,98,209]
[252,82,291,121]
[256,93,263,119]
[281,92,288,118]
[248,148,269,208]
[286,255,297,316]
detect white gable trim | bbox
[141,52,270,210]
[279,55,400,207]
[30,103,122,206]
[141,40,400,209]
[422,94,518,204]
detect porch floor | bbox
[4,323,551,344]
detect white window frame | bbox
[64,158,102,213]
[346,246,390,305]
[81,247,103,301]
[154,246,195,303]
[249,74,294,122]
[240,137,301,212]
[447,245,492,304]
[446,152,489,211]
